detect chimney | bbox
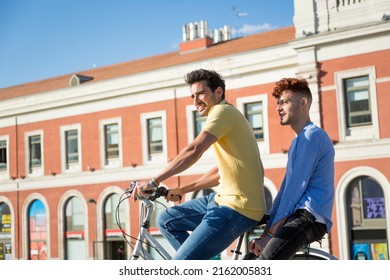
[212,25,232,43]
[180,20,213,53]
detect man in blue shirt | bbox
[248,77,335,259]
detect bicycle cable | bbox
[115,189,168,259]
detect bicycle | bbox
[116,182,337,260]
[116,182,173,260]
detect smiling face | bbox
[190,80,222,117]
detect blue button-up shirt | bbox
[266,122,335,232]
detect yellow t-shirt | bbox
[203,100,265,221]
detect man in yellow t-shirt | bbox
[132,69,265,260]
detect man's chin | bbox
[198,110,207,117]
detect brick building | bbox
[0,0,389,260]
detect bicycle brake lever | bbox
[125,181,137,195]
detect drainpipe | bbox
[15,117,20,259]
[173,89,181,188]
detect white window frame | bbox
[141,111,167,164]
[60,124,82,173]
[185,106,213,159]
[99,118,123,169]
[236,94,270,155]
[0,135,10,180]
[335,66,379,142]
[25,130,44,177]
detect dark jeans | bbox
[157,193,258,260]
[244,209,327,260]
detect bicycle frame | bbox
[130,196,172,260]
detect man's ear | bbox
[216,86,223,98]
[301,97,308,106]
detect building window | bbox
[141,111,167,164]
[99,118,122,168]
[65,130,79,168]
[147,118,163,157]
[236,95,270,155]
[28,199,47,260]
[64,197,85,260]
[0,140,7,171]
[29,135,42,173]
[335,67,379,142]
[193,111,207,138]
[347,176,388,260]
[60,125,81,173]
[104,123,119,163]
[344,76,372,128]
[244,101,264,140]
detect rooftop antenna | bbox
[231,5,249,38]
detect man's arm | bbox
[155,130,217,183]
[166,166,219,201]
[131,130,217,201]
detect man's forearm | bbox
[155,145,203,183]
[180,166,219,193]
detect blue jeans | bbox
[156,192,258,260]
[247,209,327,260]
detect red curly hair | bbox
[272,78,312,101]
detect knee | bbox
[156,210,169,230]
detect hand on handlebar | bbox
[165,188,182,203]
[130,180,155,202]
[128,180,183,202]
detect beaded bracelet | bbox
[150,177,159,188]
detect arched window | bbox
[28,200,47,260]
[346,176,388,260]
[64,197,85,259]
[104,193,126,259]
[0,202,11,260]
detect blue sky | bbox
[0,0,294,88]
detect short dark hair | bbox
[272,78,312,102]
[185,69,226,99]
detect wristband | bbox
[266,231,274,238]
[151,177,159,188]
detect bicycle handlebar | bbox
[127,181,169,201]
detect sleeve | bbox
[203,105,232,139]
[266,176,285,228]
[285,132,322,203]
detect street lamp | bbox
[87,198,98,260]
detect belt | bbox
[295,209,316,222]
